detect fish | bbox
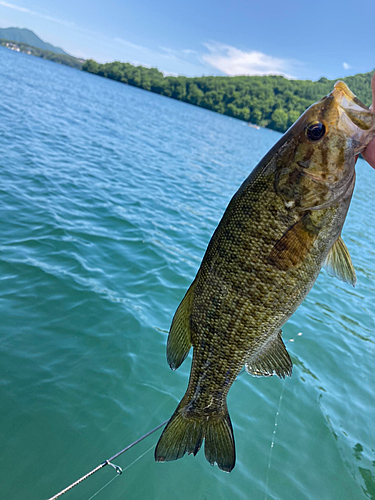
[154,81,375,472]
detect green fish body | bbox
[155,82,375,472]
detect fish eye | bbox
[305,121,326,142]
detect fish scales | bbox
[155,81,375,472]
[189,170,345,390]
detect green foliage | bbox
[81,59,375,133]
[83,58,99,73]
[270,108,289,132]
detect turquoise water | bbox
[1,46,375,500]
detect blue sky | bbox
[0,0,374,80]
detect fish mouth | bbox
[332,81,375,153]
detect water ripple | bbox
[0,47,374,499]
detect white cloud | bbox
[0,1,75,28]
[202,42,294,78]
[343,62,351,70]
[0,1,28,12]
[159,46,175,54]
[114,37,146,51]
[107,39,207,76]
[114,41,178,64]
[159,46,197,58]
[181,49,197,55]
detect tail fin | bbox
[155,403,235,472]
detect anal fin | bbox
[166,278,196,370]
[324,236,356,287]
[245,330,292,378]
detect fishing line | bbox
[48,371,246,499]
[48,346,298,500]
[47,420,169,500]
[86,472,120,500]
[263,332,302,500]
[86,444,155,500]
[121,444,155,473]
[264,377,286,500]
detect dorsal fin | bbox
[166,279,196,370]
[245,330,292,379]
[324,236,356,287]
[268,213,320,271]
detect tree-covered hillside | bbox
[0,39,83,69]
[82,59,374,133]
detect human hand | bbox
[362,72,375,168]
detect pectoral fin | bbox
[268,213,319,271]
[166,279,196,370]
[245,330,292,379]
[324,236,356,287]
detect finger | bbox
[361,73,375,168]
[370,72,375,111]
[362,141,375,167]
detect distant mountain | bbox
[0,27,69,56]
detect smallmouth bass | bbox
[155,81,375,472]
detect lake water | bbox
[1,47,375,500]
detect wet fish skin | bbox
[155,82,375,472]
